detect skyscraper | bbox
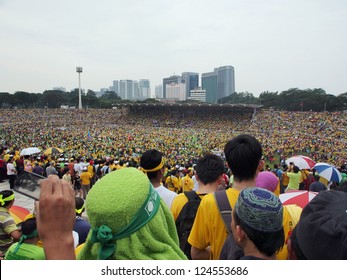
[139,79,151,100]
[155,85,163,99]
[181,72,199,99]
[163,75,185,99]
[201,71,218,103]
[201,65,235,103]
[119,80,134,100]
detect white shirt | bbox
[74,163,83,176]
[192,175,199,191]
[154,184,177,209]
[7,162,16,175]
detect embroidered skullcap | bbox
[235,187,283,232]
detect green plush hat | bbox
[78,167,186,260]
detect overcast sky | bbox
[1,0,346,97]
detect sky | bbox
[1,0,347,97]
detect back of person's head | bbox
[0,190,15,208]
[75,197,85,216]
[293,166,299,173]
[274,164,279,169]
[292,190,347,259]
[234,187,284,257]
[224,134,262,181]
[78,167,186,260]
[21,217,38,237]
[195,153,225,185]
[140,149,164,180]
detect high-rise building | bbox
[189,87,206,102]
[155,85,163,99]
[163,75,185,99]
[139,79,151,100]
[166,83,186,101]
[201,65,235,103]
[181,72,199,99]
[217,66,235,100]
[201,71,218,103]
[119,80,134,100]
[112,80,119,93]
[133,81,139,100]
[53,87,66,92]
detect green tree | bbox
[0,92,12,108]
[40,90,68,108]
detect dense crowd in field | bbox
[0,107,346,167]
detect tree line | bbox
[218,88,347,111]
[1,88,346,111]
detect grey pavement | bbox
[0,179,89,220]
[0,179,36,213]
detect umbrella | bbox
[285,155,316,170]
[279,190,317,209]
[19,147,41,156]
[9,205,30,224]
[313,162,342,183]
[43,147,64,156]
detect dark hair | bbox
[224,134,262,182]
[195,153,225,185]
[233,210,284,257]
[21,217,37,236]
[0,190,15,207]
[75,197,85,216]
[293,166,299,173]
[140,149,163,180]
[290,227,307,260]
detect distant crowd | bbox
[0,108,346,168]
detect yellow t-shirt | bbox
[188,187,299,260]
[181,175,194,192]
[87,165,94,177]
[165,175,181,192]
[171,192,207,221]
[188,188,240,260]
[80,171,92,185]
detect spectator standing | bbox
[6,157,17,190]
[188,134,263,260]
[140,149,177,209]
[45,162,58,177]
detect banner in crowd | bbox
[15,171,44,200]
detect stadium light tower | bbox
[76,67,83,109]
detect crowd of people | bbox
[0,108,346,168]
[1,107,347,260]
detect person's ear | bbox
[258,160,265,172]
[216,175,223,185]
[235,225,246,243]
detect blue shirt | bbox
[73,217,91,245]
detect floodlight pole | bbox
[76,67,83,109]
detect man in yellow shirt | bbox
[188,134,264,260]
[171,154,225,220]
[181,168,194,192]
[171,153,225,259]
[80,167,92,199]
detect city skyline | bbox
[1,0,346,97]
